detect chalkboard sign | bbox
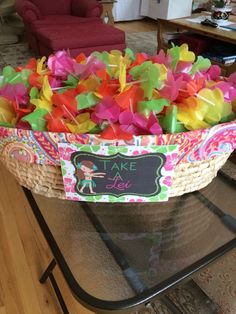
[58,144,179,203]
[72,152,165,197]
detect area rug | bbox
[0,42,33,70]
[126,31,157,55]
[0,31,157,71]
[133,280,219,314]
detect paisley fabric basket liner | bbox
[0,119,235,199]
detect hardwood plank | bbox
[0,307,6,314]
[53,267,94,314]
[5,178,62,314]
[17,186,93,313]
[0,213,24,314]
[0,167,42,314]
[15,181,93,313]
[115,18,157,33]
[0,278,4,307]
[0,163,93,313]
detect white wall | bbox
[112,0,143,22]
[140,0,193,20]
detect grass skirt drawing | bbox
[75,160,105,194]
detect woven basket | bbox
[0,120,235,200]
[0,152,230,199]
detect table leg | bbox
[225,61,236,77]
[0,16,4,34]
[101,3,115,25]
[157,20,164,51]
[193,190,236,234]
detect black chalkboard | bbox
[71,152,166,198]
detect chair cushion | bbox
[31,0,71,16]
[71,0,103,18]
[36,23,125,51]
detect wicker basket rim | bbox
[0,119,235,143]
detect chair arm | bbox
[17,1,42,24]
[71,0,103,18]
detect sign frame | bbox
[58,144,179,203]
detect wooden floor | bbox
[0,20,158,314]
[115,18,157,33]
[0,162,94,314]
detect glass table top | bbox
[31,161,236,306]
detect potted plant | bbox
[214,0,228,8]
[211,0,232,24]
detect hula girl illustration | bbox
[75,160,106,194]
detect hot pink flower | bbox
[175,61,192,74]
[213,82,236,102]
[91,96,120,123]
[147,113,163,135]
[48,50,76,77]
[119,110,142,135]
[159,70,182,102]
[73,55,106,80]
[228,72,236,85]
[119,111,163,135]
[150,49,171,67]
[0,83,28,104]
[205,65,221,81]
[48,76,63,89]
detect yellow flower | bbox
[66,112,96,133]
[82,76,100,92]
[108,50,131,78]
[177,106,210,130]
[30,76,53,112]
[0,97,16,125]
[119,61,126,92]
[36,56,48,75]
[197,88,224,125]
[177,88,232,130]
[179,44,195,63]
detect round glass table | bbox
[23,161,236,313]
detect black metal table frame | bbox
[22,171,236,314]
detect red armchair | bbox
[16,0,125,57]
